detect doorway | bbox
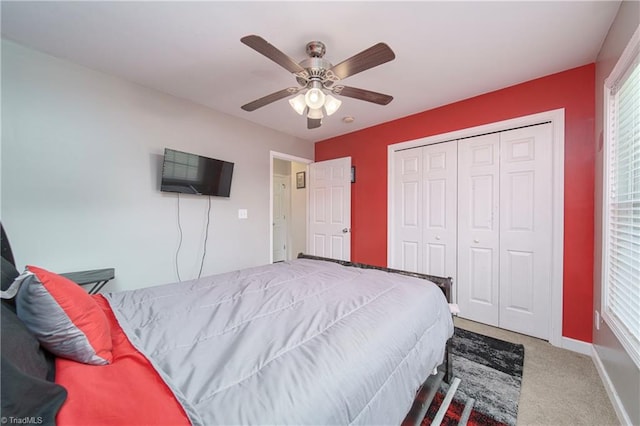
[272,173,290,262]
[270,152,312,263]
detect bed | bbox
[1,225,454,425]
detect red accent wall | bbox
[315,64,595,343]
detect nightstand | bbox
[61,268,115,294]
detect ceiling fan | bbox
[240,35,395,129]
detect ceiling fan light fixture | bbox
[304,81,326,109]
[289,94,306,115]
[324,94,342,116]
[240,35,395,130]
[307,107,324,120]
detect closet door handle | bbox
[435,235,441,240]
[473,239,479,243]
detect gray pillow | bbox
[15,266,113,365]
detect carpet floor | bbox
[422,328,525,426]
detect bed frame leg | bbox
[444,338,453,384]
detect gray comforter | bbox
[105,258,453,425]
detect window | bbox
[602,26,640,367]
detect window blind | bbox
[604,42,640,367]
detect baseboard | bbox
[561,336,592,355]
[592,346,633,426]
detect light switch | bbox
[238,209,248,219]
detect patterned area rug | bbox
[422,327,525,426]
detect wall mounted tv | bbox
[161,148,234,197]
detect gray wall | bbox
[1,40,313,291]
[593,2,640,424]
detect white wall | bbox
[1,40,313,291]
[593,2,640,425]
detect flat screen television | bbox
[160,148,234,197]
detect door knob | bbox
[436,236,441,240]
[342,228,350,233]
[474,239,479,243]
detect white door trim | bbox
[387,109,565,347]
[269,151,313,264]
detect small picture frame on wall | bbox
[296,171,306,189]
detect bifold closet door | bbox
[457,124,553,339]
[422,142,457,283]
[498,124,552,339]
[392,122,554,338]
[391,141,457,280]
[392,148,423,272]
[457,133,501,327]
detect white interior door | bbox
[308,157,351,261]
[422,142,458,287]
[499,124,552,339]
[272,174,289,262]
[458,133,500,327]
[391,148,423,272]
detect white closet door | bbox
[392,148,423,272]
[499,124,552,339]
[422,142,457,287]
[458,133,500,327]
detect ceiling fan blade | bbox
[241,35,305,74]
[328,43,395,80]
[333,86,393,105]
[307,117,322,129]
[241,87,300,111]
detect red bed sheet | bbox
[55,295,191,426]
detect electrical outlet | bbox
[238,209,248,219]
[595,310,600,330]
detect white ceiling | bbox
[1,1,620,143]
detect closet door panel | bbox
[458,134,500,326]
[499,124,553,339]
[391,149,423,272]
[422,142,457,288]
[401,241,420,273]
[425,243,446,277]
